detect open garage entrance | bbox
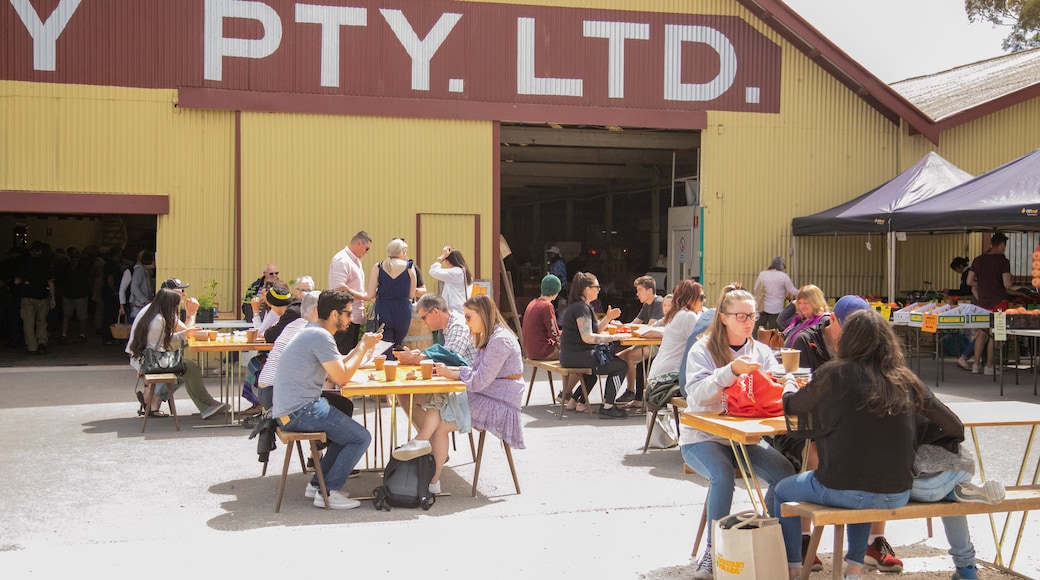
[499,123,700,318]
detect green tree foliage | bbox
[966,0,1040,50]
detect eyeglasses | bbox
[419,310,434,322]
[722,312,759,322]
[266,271,279,276]
[337,309,350,316]
[699,295,707,301]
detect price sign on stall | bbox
[921,313,939,333]
[993,311,1007,342]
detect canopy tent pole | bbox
[887,231,896,304]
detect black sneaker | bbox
[599,405,627,419]
[37,344,47,355]
[614,390,636,404]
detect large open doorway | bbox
[499,123,699,319]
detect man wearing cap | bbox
[329,231,373,355]
[14,241,56,355]
[240,282,300,417]
[966,232,1027,375]
[523,275,563,361]
[775,295,906,572]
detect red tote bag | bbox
[722,370,785,418]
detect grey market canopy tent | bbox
[792,151,972,236]
[892,148,1040,233]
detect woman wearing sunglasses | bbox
[680,283,796,579]
[558,272,630,418]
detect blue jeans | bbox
[681,440,796,547]
[774,471,910,568]
[911,470,976,568]
[283,398,371,492]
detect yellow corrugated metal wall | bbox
[239,113,493,295]
[1,80,238,306]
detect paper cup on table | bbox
[245,328,258,342]
[373,355,386,371]
[420,359,434,380]
[383,360,398,381]
[780,349,800,373]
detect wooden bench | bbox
[140,373,180,433]
[782,488,1040,580]
[523,358,599,418]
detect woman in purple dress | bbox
[436,294,525,450]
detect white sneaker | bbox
[201,402,229,419]
[954,480,1005,504]
[971,363,982,374]
[392,439,432,461]
[428,480,441,494]
[314,489,360,509]
[983,366,997,376]
[305,483,320,498]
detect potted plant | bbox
[195,279,219,323]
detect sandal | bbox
[574,402,588,413]
[147,410,169,418]
[565,398,578,411]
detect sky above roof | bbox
[784,0,1010,83]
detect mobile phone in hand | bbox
[376,323,385,334]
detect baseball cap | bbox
[162,278,189,290]
[832,295,870,325]
[547,246,561,255]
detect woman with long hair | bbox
[429,245,473,315]
[127,288,227,418]
[680,283,796,580]
[774,310,926,580]
[646,280,706,383]
[781,284,828,348]
[435,294,525,489]
[366,238,416,357]
[557,272,630,418]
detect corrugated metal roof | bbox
[891,47,1040,122]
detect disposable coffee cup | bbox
[373,355,386,371]
[420,359,434,380]
[383,360,398,381]
[780,349,800,373]
[245,328,258,342]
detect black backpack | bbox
[372,454,436,511]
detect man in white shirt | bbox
[328,231,372,354]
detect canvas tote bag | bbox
[712,511,787,579]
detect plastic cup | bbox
[373,355,386,371]
[245,328,258,342]
[605,326,617,335]
[383,360,398,381]
[420,359,434,380]
[781,349,800,373]
[208,330,218,341]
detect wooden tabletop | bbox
[186,338,273,353]
[680,411,787,444]
[620,336,662,346]
[339,365,466,397]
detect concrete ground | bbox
[2,336,1040,579]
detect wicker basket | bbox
[110,313,131,340]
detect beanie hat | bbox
[832,295,870,325]
[266,285,292,306]
[541,274,562,296]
